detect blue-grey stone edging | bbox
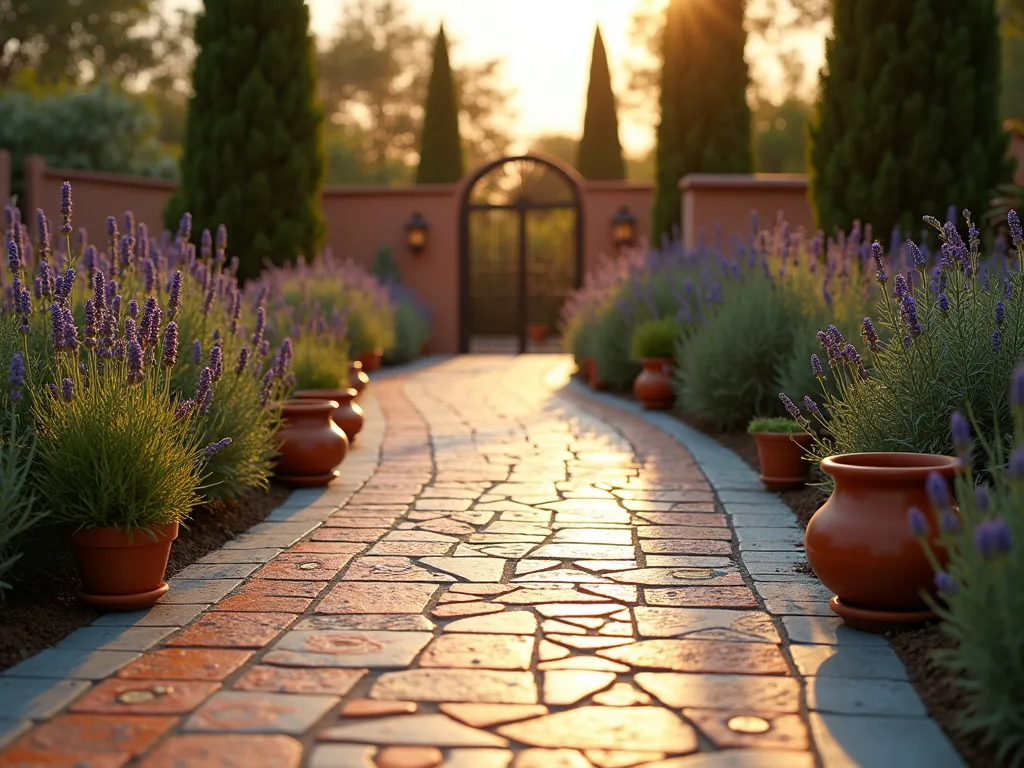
[0,390,390,745]
[563,378,964,768]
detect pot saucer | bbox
[79,582,170,612]
[829,596,935,633]
[758,474,809,491]
[274,470,341,488]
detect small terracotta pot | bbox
[70,522,178,611]
[583,358,607,390]
[806,452,959,632]
[293,388,364,443]
[358,348,383,372]
[274,399,350,486]
[419,341,430,356]
[527,323,548,344]
[349,361,370,399]
[753,432,814,490]
[633,358,674,410]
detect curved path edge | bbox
[560,376,964,768]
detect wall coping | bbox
[680,173,808,191]
[583,180,654,193]
[35,161,178,191]
[323,183,457,198]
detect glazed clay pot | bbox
[633,358,674,410]
[71,522,178,611]
[527,323,548,344]
[274,400,350,486]
[349,361,370,399]
[753,432,814,490]
[806,452,959,632]
[358,348,383,372]
[293,388,364,443]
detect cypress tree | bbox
[652,0,752,242]
[810,0,1011,239]
[577,26,625,180]
[416,25,464,184]
[167,0,325,280]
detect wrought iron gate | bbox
[459,155,583,354]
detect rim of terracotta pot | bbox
[70,521,180,547]
[821,452,960,481]
[276,399,340,413]
[294,388,357,403]
[755,431,813,443]
[641,357,674,366]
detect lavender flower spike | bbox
[168,271,182,318]
[235,345,250,375]
[209,345,223,381]
[803,396,819,413]
[907,507,928,538]
[203,437,233,458]
[861,318,879,352]
[810,354,823,377]
[1011,363,1024,408]
[50,303,65,351]
[62,378,73,403]
[174,399,195,421]
[995,301,1006,325]
[925,472,951,509]
[871,241,887,284]
[992,327,1003,352]
[59,181,73,234]
[950,411,971,453]
[974,485,990,514]
[934,571,957,595]
[194,367,213,409]
[192,340,203,366]
[162,322,179,368]
[779,393,802,421]
[7,353,25,402]
[973,518,1012,560]
[1009,209,1023,249]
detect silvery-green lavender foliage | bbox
[912,369,1024,765]
[788,210,1024,471]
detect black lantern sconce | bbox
[405,212,429,255]
[612,205,637,248]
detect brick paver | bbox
[0,357,955,767]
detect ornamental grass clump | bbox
[787,210,1024,471]
[912,366,1024,765]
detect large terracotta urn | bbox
[358,348,383,372]
[293,388,364,443]
[633,358,674,410]
[753,432,815,490]
[806,452,959,632]
[71,522,178,611]
[349,361,370,399]
[273,400,349,486]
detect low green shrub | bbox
[747,416,803,434]
[385,299,430,365]
[631,317,680,360]
[914,369,1024,764]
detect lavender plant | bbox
[787,211,1024,471]
[911,367,1024,764]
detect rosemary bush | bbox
[787,211,1024,471]
[913,367,1024,765]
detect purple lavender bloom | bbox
[46,382,58,399]
[934,571,957,595]
[192,340,202,366]
[871,241,887,284]
[907,506,928,538]
[127,340,144,383]
[203,437,232,458]
[59,182,73,234]
[907,239,926,269]
[123,210,135,239]
[992,328,1003,351]
[937,293,950,314]
[209,345,223,381]
[162,322,179,368]
[216,224,228,253]
[1008,445,1024,478]
[974,485,991,514]
[35,209,50,254]
[926,472,951,509]
[174,398,195,421]
[82,244,96,276]
[201,229,213,259]
[61,306,79,350]
[50,303,65,350]
[893,274,908,301]
[128,299,139,319]
[803,396,819,413]
[779,393,802,421]
[7,239,21,274]
[139,297,157,345]
[973,518,1013,560]
[200,389,214,415]
[119,234,135,268]
[1008,210,1023,249]
[111,294,121,320]
[177,213,192,242]
[901,296,922,336]
[61,378,73,402]
[995,301,1006,325]
[235,345,250,375]
[251,307,266,348]
[940,507,961,535]
[826,324,845,346]
[37,259,53,299]
[168,271,183,318]
[201,279,215,314]
[1011,363,1024,408]
[811,354,824,377]
[861,318,879,352]
[194,367,213,408]
[106,216,118,242]
[7,353,25,402]
[84,299,97,344]
[141,258,155,294]
[950,411,971,452]
[259,340,269,358]
[93,271,106,311]
[229,293,242,335]
[136,222,149,261]
[1005,279,1013,300]
[275,339,293,377]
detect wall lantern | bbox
[405,212,429,254]
[612,205,637,248]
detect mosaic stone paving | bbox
[0,357,952,767]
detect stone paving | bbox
[0,356,962,767]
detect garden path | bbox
[0,356,960,767]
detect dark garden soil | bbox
[674,408,1002,768]
[0,485,290,673]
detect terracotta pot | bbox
[293,388,364,443]
[70,522,178,611]
[578,357,593,381]
[753,432,814,490]
[358,348,383,372]
[527,323,548,344]
[348,361,370,399]
[419,341,430,356]
[583,357,607,390]
[274,399,350,486]
[806,452,959,632]
[633,358,674,410]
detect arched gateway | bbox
[459,154,583,353]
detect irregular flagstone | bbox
[643,586,759,609]
[634,672,802,712]
[370,669,538,703]
[440,703,549,728]
[342,557,457,582]
[513,568,611,583]
[316,582,438,614]
[432,602,506,618]
[496,706,699,753]
[184,691,338,734]
[585,749,666,768]
[542,670,616,705]
[598,640,789,675]
[418,634,535,670]
[294,614,434,632]
[319,714,509,747]
[633,608,781,643]
[263,630,432,668]
[233,666,367,695]
[418,556,507,582]
[683,708,809,750]
[606,568,743,586]
[443,611,538,635]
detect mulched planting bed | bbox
[675,408,1003,768]
[0,484,290,673]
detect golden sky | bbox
[169,0,827,157]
